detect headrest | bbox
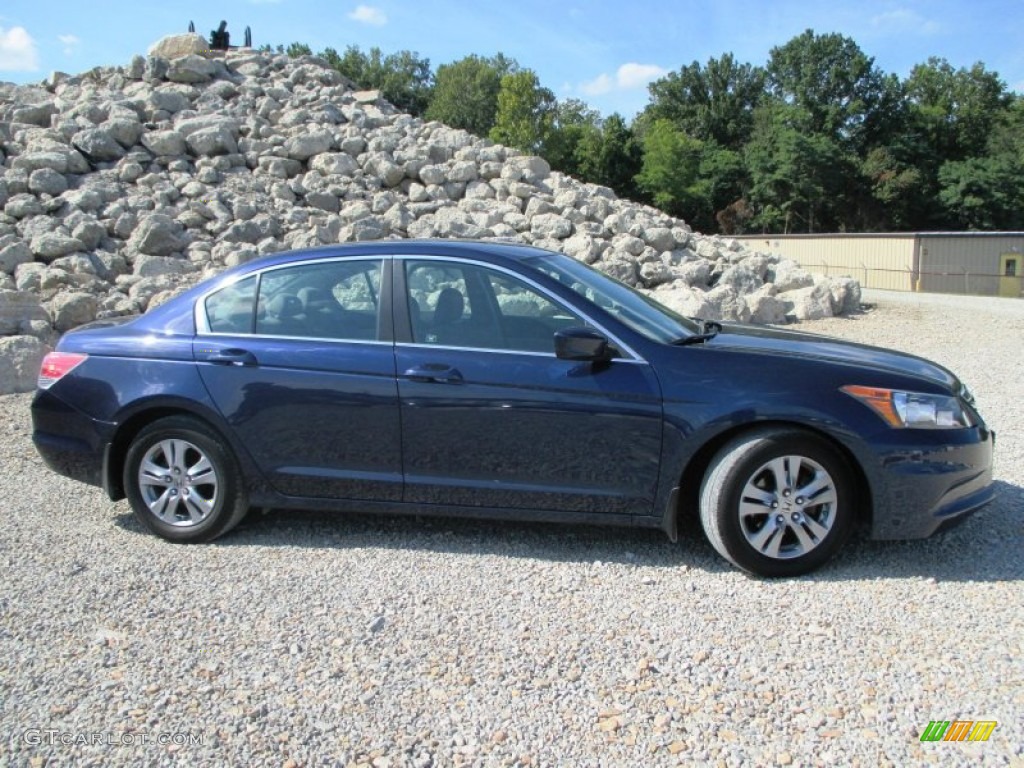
[267,294,302,319]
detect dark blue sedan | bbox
[30,241,995,576]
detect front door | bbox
[195,258,402,501]
[395,257,663,516]
[999,254,1020,298]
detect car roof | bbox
[234,239,555,274]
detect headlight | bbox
[841,385,973,429]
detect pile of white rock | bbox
[0,33,860,393]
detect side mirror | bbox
[554,327,612,361]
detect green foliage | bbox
[574,113,642,199]
[635,120,708,219]
[541,99,601,178]
[425,54,518,136]
[766,30,902,153]
[937,155,1024,229]
[645,53,765,150]
[907,57,1011,161]
[744,104,853,233]
[321,45,433,116]
[285,42,313,57]
[489,70,556,152]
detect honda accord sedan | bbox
[31,240,995,576]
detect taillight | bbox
[38,352,88,389]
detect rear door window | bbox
[254,260,383,341]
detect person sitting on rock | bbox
[210,21,230,50]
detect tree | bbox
[745,104,853,233]
[285,42,313,57]
[857,140,929,230]
[937,155,1024,229]
[489,70,556,152]
[906,57,1011,161]
[635,119,708,219]
[574,113,642,199]
[321,45,433,116]
[542,99,601,178]
[645,53,765,150]
[766,29,902,153]
[425,54,518,136]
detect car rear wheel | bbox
[124,416,248,543]
[699,428,855,577]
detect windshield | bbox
[526,252,699,343]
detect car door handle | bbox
[203,348,258,366]
[403,364,463,384]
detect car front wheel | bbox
[123,416,249,543]
[699,428,855,577]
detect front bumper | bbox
[869,425,995,540]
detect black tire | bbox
[699,428,855,577]
[123,416,249,543]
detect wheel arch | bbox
[104,400,242,501]
[666,420,874,538]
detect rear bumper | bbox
[869,426,996,540]
[31,389,111,490]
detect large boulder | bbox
[71,128,126,162]
[127,214,185,257]
[30,233,83,263]
[147,33,210,59]
[0,242,33,274]
[141,130,187,156]
[0,336,49,395]
[779,284,835,321]
[167,54,217,84]
[50,292,98,332]
[0,291,52,335]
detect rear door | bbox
[395,257,663,516]
[194,257,402,501]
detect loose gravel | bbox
[1,292,1022,767]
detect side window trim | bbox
[393,255,642,361]
[196,257,393,344]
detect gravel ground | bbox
[1,292,1022,767]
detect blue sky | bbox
[2,1,1023,117]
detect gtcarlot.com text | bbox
[21,729,203,747]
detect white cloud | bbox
[616,62,669,90]
[580,73,613,96]
[0,26,39,71]
[580,62,667,96]
[871,8,941,35]
[349,5,387,25]
[58,33,80,56]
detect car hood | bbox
[706,323,960,392]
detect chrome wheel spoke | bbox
[741,484,775,507]
[749,521,781,553]
[187,456,214,485]
[802,513,830,540]
[790,521,816,553]
[762,526,785,558]
[808,488,837,507]
[786,455,802,487]
[767,458,789,493]
[139,459,171,486]
[182,493,211,522]
[799,471,833,503]
[740,499,771,518]
[148,487,176,519]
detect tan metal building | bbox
[733,232,1024,297]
